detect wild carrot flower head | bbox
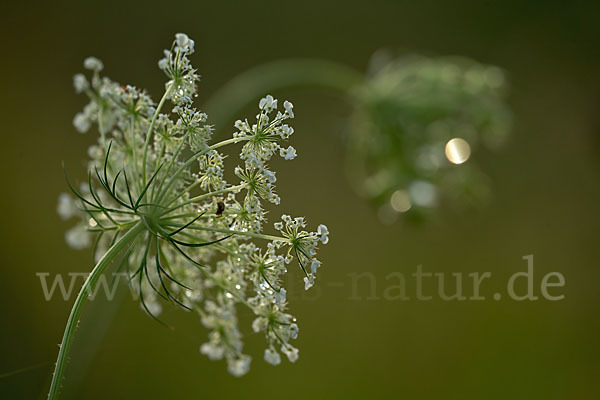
[58,33,329,376]
[347,54,511,220]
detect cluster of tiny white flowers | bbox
[158,33,199,105]
[59,33,329,376]
[233,94,296,169]
[197,150,225,191]
[273,216,329,290]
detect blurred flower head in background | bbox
[346,52,512,223]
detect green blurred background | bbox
[1,0,599,398]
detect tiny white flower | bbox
[310,259,321,274]
[252,317,268,333]
[275,287,287,305]
[258,97,268,110]
[227,356,251,377]
[280,146,297,160]
[175,33,189,48]
[264,348,281,366]
[73,74,88,93]
[65,225,91,250]
[200,342,224,360]
[304,275,314,290]
[317,224,329,244]
[283,100,294,118]
[289,323,299,339]
[87,145,102,159]
[281,345,299,363]
[262,168,276,184]
[83,57,103,72]
[57,193,77,220]
[73,112,90,133]
[278,124,294,139]
[259,95,277,111]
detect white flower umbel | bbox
[50,33,329,399]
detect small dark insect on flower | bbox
[216,201,225,216]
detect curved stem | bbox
[48,223,144,400]
[202,59,364,133]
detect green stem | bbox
[142,87,172,187]
[162,183,248,214]
[202,58,364,133]
[154,137,250,205]
[48,223,144,400]
[161,222,287,242]
[98,107,106,150]
[150,140,167,201]
[150,130,192,204]
[130,115,141,195]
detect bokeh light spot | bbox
[445,138,471,164]
[390,190,411,212]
